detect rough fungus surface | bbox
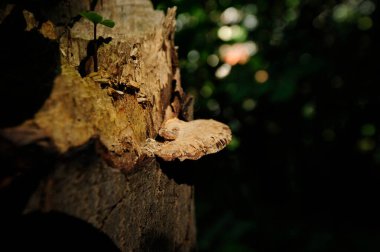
[146,118,232,161]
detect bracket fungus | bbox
[145,117,232,161]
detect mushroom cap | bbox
[152,118,232,161]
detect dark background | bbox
[155,1,380,251]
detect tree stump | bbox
[0,0,230,251]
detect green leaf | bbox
[80,11,103,24]
[100,19,115,28]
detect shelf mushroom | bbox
[146,117,232,161]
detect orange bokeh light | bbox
[255,70,269,83]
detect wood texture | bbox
[26,148,196,251]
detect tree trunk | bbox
[0,0,197,251]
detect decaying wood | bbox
[0,0,230,251]
[2,1,178,171]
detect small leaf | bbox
[100,19,115,28]
[80,11,103,24]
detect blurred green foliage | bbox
[154,1,380,251]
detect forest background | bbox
[154,0,380,251]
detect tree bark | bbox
[0,0,196,251]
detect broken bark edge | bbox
[143,118,232,161]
